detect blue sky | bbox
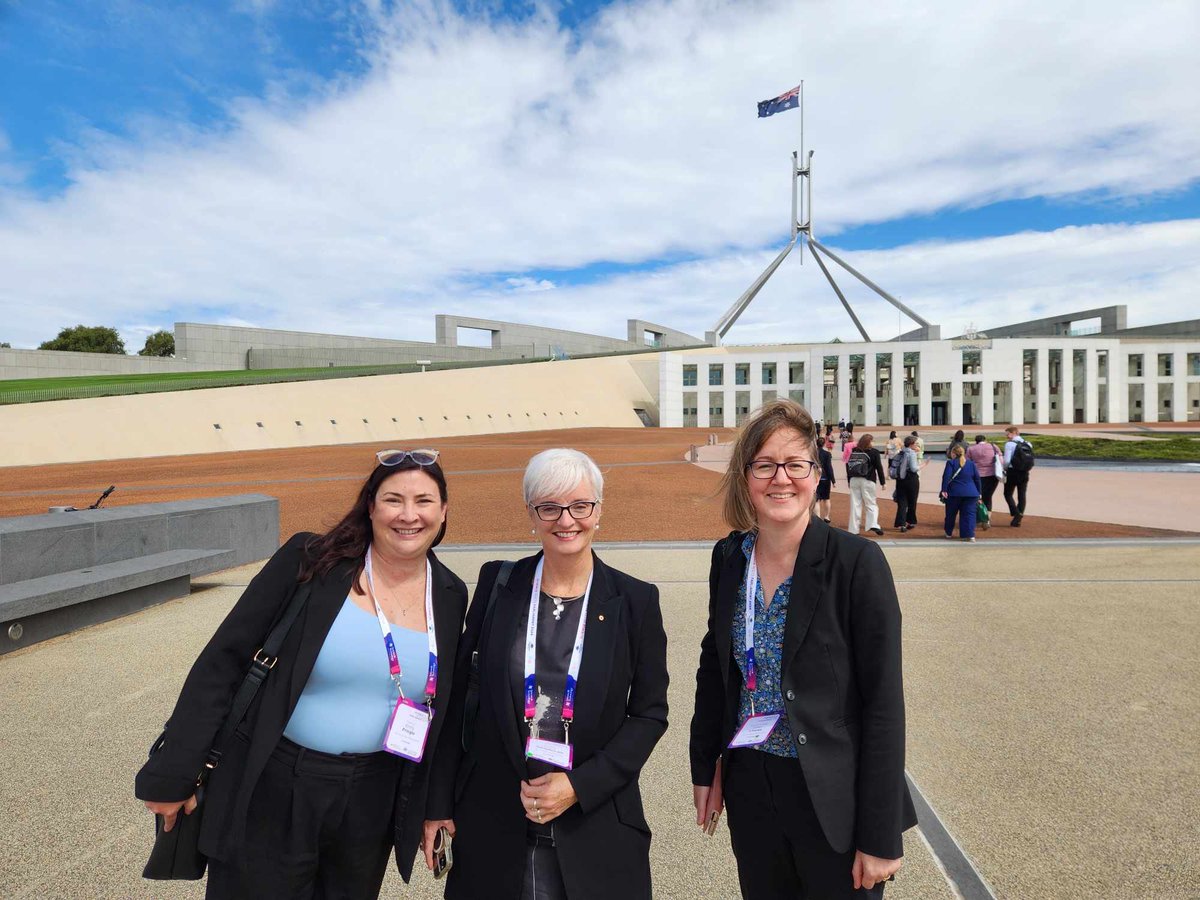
[1,0,1197,350]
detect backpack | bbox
[1009,440,1035,473]
[846,450,872,479]
[888,454,902,479]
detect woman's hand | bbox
[692,757,724,833]
[143,795,197,833]
[421,819,455,870]
[852,850,902,890]
[520,773,577,825]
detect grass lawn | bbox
[0,366,397,392]
[984,433,1200,462]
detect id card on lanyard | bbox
[728,546,781,749]
[363,546,439,762]
[524,558,592,770]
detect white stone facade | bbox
[659,338,1200,427]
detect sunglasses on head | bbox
[375,449,440,467]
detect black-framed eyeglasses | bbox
[530,500,600,522]
[746,459,818,479]
[376,448,440,467]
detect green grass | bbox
[987,433,1200,462]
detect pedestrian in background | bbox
[892,436,920,533]
[966,435,1002,525]
[1003,426,1034,527]
[911,431,925,467]
[945,430,967,460]
[816,435,835,523]
[940,444,982,542]
[846,434,886,536]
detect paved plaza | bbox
[1,540,1197,899]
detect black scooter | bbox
[63,485,116,511]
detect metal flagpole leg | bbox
[809,237,932,328]
[809,242,872,341]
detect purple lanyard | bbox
[364,546,438,706]
[524,558,592,733]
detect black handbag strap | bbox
[202,581,313,779]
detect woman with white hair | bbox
[425,449,669,900]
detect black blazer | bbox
[134,532,469,882]
[428,552,668,900]
[689,519,916,859]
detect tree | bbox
[39,325,126,354]
[0,342,10,348]
[139,330,175,357]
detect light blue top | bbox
[283,596,429,754]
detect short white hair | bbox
[523,448,604,505]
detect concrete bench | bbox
[0,495,278,655]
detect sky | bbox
[1,0,1198,353]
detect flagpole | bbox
[799,80,804,264]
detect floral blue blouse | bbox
[732,531,799,758]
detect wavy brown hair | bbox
[299,459,448,583]
[720,399,818,532]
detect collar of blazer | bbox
[484,550,624,776]
[285,549,465,717]
[715,518,831,688]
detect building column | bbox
[890,351,905,428]
[834,355,849,424]
[1172,352,1188,422]
[1009,374,1023,427]
[981,379,995,426]
[1085,349,1099,424]
[950,376,964,428]
[918,352,933,426]
[1060,347,1075,424]
[698,389,711,428]
[1036,348,1051,425]
[864,351,878,428]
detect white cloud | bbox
[1,0,1198,348]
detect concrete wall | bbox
[435,314,640,355]
[980,305,1127,338]
[176,322,450,370]
[0,346,219,381]
[626,319,705,349]
[0,354,661,467]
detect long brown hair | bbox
[720,399,818,532]
[299,459,449,583]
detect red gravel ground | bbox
[1,428,1190,544]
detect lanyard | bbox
[364,545,438,709]
[743,546,761,714]
[524,557,592,742]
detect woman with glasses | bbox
[426,448,668,900]
[690,400,916,899]
[136,449,468,899]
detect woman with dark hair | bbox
[136,449,468,899]
[945,429,967,460]
[691,400,915,898]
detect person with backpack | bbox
[846,433,886,536]
[1002,426,1035,527]
[885,431,902,472]
[892,435,921,532]
[945,430,967,460]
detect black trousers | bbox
[724,749,884,900]
[521,828,569,900]
[1003,473,1029,516]
[979,476,1000,512]
[206,737,402,900]
[892,476,919,527]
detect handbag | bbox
[462,561,515,752]
[142,581,312,880]
[939,464,964,504]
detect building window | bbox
[1097,350,1108,379]
[708,364,724,386]
[1159,353,1174,377]
[1189,353,1200,376]
[788,362,804,384]
[735,363,750,386]
[734,391,751,425]
[962,350,982,375]
[1128,354,1143,378]
[762,363,777,385]
[762,390,777,404]
[788,389,804,404]
[683,364,697,386]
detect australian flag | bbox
[757,84,800,118]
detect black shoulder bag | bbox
[142,581,312,881]
[461,560,515,753]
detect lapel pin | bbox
[598,614,605,622]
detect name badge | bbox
[525,737,574,770]
[383,698,433,762]
[728,713,781,749]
